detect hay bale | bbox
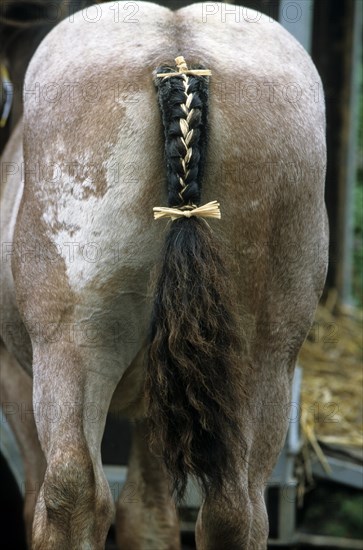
[298,290,363,469]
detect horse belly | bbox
[0,121,33,371]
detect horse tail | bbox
[146,57,244,500]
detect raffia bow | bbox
[153,201,221,221]
[156,55,212,78]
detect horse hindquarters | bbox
[11,2,327,548]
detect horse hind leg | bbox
[30,340,120,549]
[0,341,46,547]
[195,483,269,550]
[116,419,180,550]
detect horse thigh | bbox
[116,419,180,550]
[30,341,118,550]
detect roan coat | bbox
[0,2,328,548]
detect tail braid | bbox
[155,67,209,207]
[178,73,197,202]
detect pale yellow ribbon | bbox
[156,55,212,79]
[153,201,221,221]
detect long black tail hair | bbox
[146,59,245,500]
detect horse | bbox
[0,1,329,548]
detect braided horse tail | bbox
[146,57,244,500]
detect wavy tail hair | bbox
[146,61,245,500]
